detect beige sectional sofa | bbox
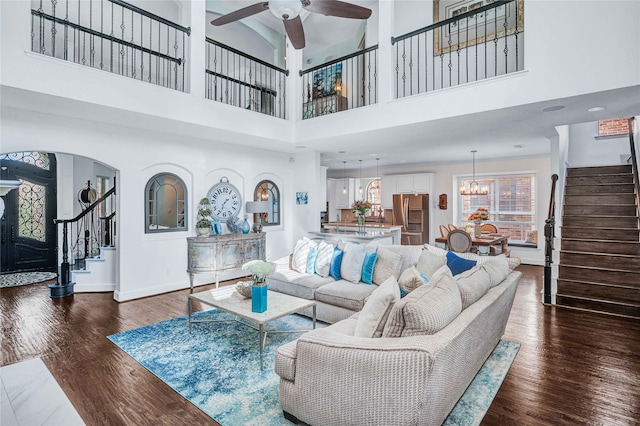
[269,240,522,426]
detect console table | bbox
[187,233,265,290]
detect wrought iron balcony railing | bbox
[392,0,523,98]
[300,45,378,120]
[205,38,289,119]
[31,0,190,92]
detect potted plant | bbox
[241,260,275,312]
[196,197,212,237]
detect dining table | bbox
[435,233,509,256]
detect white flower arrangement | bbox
[241,260,274,286]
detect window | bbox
[458,173,536,244]
[254,180,280,226]
[145,173,187,233]
[366,179,382,217]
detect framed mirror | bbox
[254,180,280,226]
[145,173,187,233]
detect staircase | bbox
[557,165,640,318]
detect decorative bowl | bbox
[235,281,252,298]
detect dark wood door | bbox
[1,152,57,273]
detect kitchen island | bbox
[321,222,402,244]
[308,230,395,245]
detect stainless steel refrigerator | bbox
[392,194,429,245]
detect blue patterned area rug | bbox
[108,309,519,426]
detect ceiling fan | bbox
[210,0,372,50]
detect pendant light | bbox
[372,157,380,194]
[460,150,489,196]
[358,160,363,194]
[342,161,347,195]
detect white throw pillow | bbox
[481,255,510,287]
[292,238,312,274]
[415,249,447,279]
[354,276,400,338]
[383,273,462,338]
[398,266,428,295]
[315,241,334,278]
[340,242,366,283]
[372,247,402,285]
[455,265,492,310]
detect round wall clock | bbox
[207,177,242,221]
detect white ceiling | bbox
[206,0,375,59]
[316,86,640,172]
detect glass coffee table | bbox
[188,286,316,370]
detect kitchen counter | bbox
[322,223,401,244]
[308,230,395,245]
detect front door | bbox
[0,152,57,273]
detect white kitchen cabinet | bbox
[396,173,433,194]
[381,175,396,209]
[334,178,355,209]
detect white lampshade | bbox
[269,0,303,19]
[246,200,270,214]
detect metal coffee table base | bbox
[187,291,317,370]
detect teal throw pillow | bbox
[361,251,378,284]
[446,251,477,276]
[306,246,318,274]
[330,248,344,280]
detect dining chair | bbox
[447,224,457,231]
[439,225,450,238]
[480,223,498,234]
[447,229,473,253]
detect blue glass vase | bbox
[251,284,267,313]
[241,217,251,234]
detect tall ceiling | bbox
[205,1,639,173]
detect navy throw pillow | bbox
[330,247,344,280]
[446,251,477,276]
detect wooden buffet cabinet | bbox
[186,233,265,290]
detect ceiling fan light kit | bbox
[211,0,372,50]
[269,0,303,19]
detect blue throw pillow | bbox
[361,251,378,284]
[446,251,477,276]
[306,246,318,274]
[330,248,344,280]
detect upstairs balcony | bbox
[2,0,638,148]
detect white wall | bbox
[567,121,631,167]
[1,106,321,301]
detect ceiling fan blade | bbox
[283,16,305,49]
[304,0,372,19]
[210,2,269,26]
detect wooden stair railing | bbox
[544,174,558,304]
[50,178,116,298]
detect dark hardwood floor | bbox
[2,265,639,425]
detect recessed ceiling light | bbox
[338,150,346,154]
[369,153,379,157]
[542,105,565,112]
[513,144,525,149]
[588,106,605,112]
[295,145,306,149]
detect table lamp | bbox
[245,201,270,233]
